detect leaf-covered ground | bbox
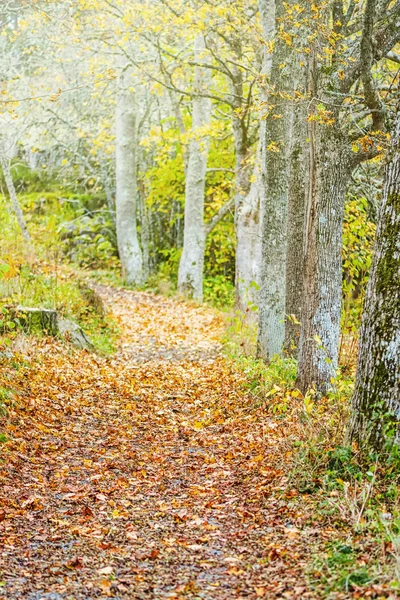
[0,287,377,599]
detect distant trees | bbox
[347,107,400,450]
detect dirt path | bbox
[0,287,323,599]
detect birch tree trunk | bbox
[115,59,143,286]
[0,155,31,245]
[347,111,400,450]
[178,34,211,301]
[257,0,294,361]
[296,121,351,393]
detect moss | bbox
[376,192,400,296]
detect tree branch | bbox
[204,198,235,237]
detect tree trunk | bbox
[139,184,150,281]
[284,101,307,355]
[232,113,252,307]
[178,34,211,301]
[234,0,275,313]
[296,122,351,393]
[235,150,262,314]
[115,58,144,286]
[347,110,400,450]
[0,156,32,245]
[257,0,294,361]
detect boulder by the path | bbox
[58,317,94,350]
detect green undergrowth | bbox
[225,315,400,596]
[0,260,118,355]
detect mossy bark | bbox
[347,111,400,450]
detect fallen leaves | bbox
[0,286,330,599]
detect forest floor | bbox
[0,285,388,599]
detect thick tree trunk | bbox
[257,0,294,361]
[296,123,351,393]
[284,103,307,355]
[347,111,400,450]
[235,148,262,314]
[1,156,31,245]
[178,34,211,301]
[115,59,144,286]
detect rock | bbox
[58,317,94,351]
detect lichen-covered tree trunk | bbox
[115,59,143,286]
[347,111,400,450]
[296,124,351,393]
[284,102,307,355]
[235,147,262,314]
[257,0,294,361]
[178,34,211,301]
[0,155,31,244]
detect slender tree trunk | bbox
[296,120,351,393]
[139,185,150,281]
[101,165,115,225]
[233,114,253,307]
[235,149,262,314]
[178,34,211,301]
[234,0,275,313]
[257,0,294,361]
[284,102,307,355]
[347,110,400,450]
[115,59,143,286]
[0,155,31,244]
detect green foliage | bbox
[203,275,234,308]
[142,118,236,300]
[342,195,376,335]
[0,162,57,193]
[310,541,374,595]
[225,314,297,409]
[0,256,118,355]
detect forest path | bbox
[0,286,322,600]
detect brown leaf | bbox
[255,587,266,597]
[82,505,94,517]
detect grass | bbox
[223,313,400,597]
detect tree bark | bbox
[0,156,32,245]
[257,0,294,361]
[233,113,253,306]
[178,34,211,301]
[296,120,351,393]
[115,58,144,286]
[347,110,400,450]
[284,101,307,355]
[234,0,275,314]
[235,150,263,314]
